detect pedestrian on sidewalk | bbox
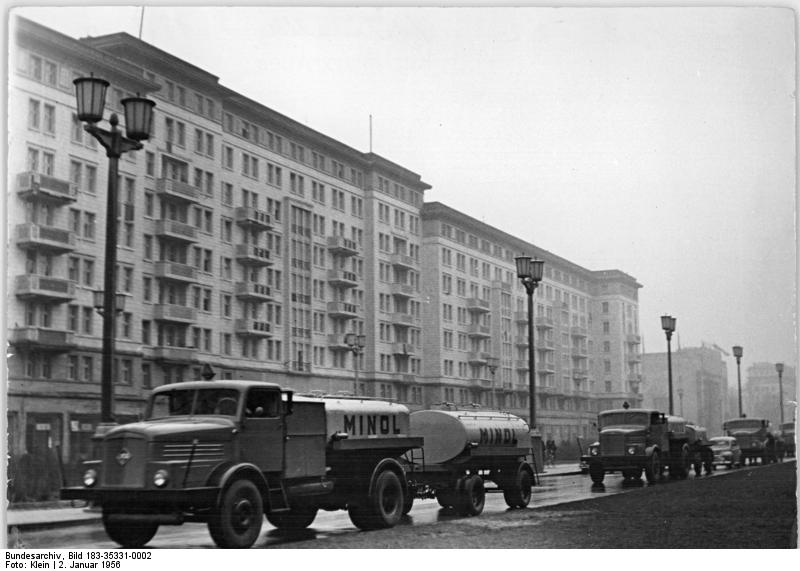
[545,437,558,467]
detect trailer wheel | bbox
[266,506,318,531]
[348,469,404,530]
[503,463,534,508]
[588,462,605,484]
[455,475,485,516]
[208,479,264,549]
[645,453,660,484]
[102,511,159,548]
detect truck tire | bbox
[588,462,605,484]
[402,488,414,515]
[102,511,159,548]
[266,506,318,531]
[645,453,660,484]
[208,479,264,549]
[455,475,485,516]
[436,489,456,508]
[502,463,533,508]
[348,469,404,530]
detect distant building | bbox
[641,344,729,436]
[744,362,797,427]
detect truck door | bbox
[240,388,284,472]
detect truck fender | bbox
[206,462,269,507]
[645,445,660,458]
[366,458,408,500]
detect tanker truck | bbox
[402,406,536,516]
[61,380,422,548]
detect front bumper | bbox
[61,485,219,508]
[593,455,648,471]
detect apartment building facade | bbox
[744,362,797,427]
[7,17,643,467]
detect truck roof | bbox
[152,380,283,392]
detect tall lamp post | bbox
[732,345,744,417]
[345,333,366,396]
[486,356,499,409]
[74,76,155,430]
[775,362,785,425]
[660,315,676,415]
[515,255,544,429]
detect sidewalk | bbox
[4,463,584,533]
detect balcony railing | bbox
[15,274,75,302]
[327,236,359,256]
[151,346,197,362]
[327,269,358,288]
[468,351,491,365]
[235,319,272,337]
[153,304,197,323]
[535,316,555,328]
[466,297,490,313]
[514,311,528,323]
[392,342,416,356]
[327,334,351,350]
[234,282,273,302]
[235,244,272,266]
[155,219,198,243]
[234,207,272,231]
[389,253,416,270]
[467,324,491,338]
[154,261,197,283]
[570,325,589,337]
[327,301,358,319]
[155,178,198,203]
[16,223,75,254]
[390,283,415,298]
[391,312,417,326]
[626,333,642,344]
[17,171,77,204]
[9,327,75,351]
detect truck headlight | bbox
[83,468,98,487]
[589,447,599,456]
[153,469,169,488]
[627,446,638,455]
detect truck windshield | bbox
[724,419,763,430]
[148,388,241,419]
[780,422,794,431]
[599,412,650,428]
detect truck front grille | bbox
[600,434,625,456]
[156,442,225,462]
[102,436,147,487]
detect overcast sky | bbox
[12,5,797,381]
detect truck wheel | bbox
[349,470,404,530]
[588,462,605,484]
[402,488,414,515]
[266,506,318,531]
[102,511,158,548]
[455,475,485,516]
[645,453,660,484]
[502,463,533,508]
[208,479,264,549]
[436,490,456,508]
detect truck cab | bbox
[723,417,771,465]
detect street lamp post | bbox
[486,356,499,409]
[661,315,677,415]
[775,362,785,425]
[73,76,155,430]
[345,333,366,396]
[732,345,744,417]
[677,387,684,417]
[515,255,544,429]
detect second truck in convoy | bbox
[62,380,535,548]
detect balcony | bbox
[514,335,528,347]
[514,311,528,323]
[389,253,416,270]
[327,301,358,319]
[391,312,417,327]
[468,352,491,365]
[327,269,359,288]
[466,297,490,313]
[539,361,557,373]
[17,172,77,204]
[155,178,198,203]
[390,282,415,298]
[15,274,75,303]
[154,261,197,283]
[152,346,196,363]
[235,244,272,266]
[235,319,272,337]
[514,359,529,371]
[327,235,359,256]
[16,223,75,254]
[627,353,642,364]
[234,207,272,232]
[291,327,311,339]
[291,293,311,304]
[153,304,197,324]
[572,368,589,380]
[392,342,416,356]
[9,327,75,351]
[469,377,493,390]
[570,325,589,338]
[535,316,555,329]
[467,324,491,338]
[626,333,642,344]
[155,219,198,243]
[572,346,588,357]
[234,282,273,302]
[492,280,512,292]
[327,334,351,350]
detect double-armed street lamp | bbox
[345,333,366,396]
[661,315,677,415]
[515,255,544,429]
[73,75,155,429]
[775,362,785,425]
[732,345,744,417]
